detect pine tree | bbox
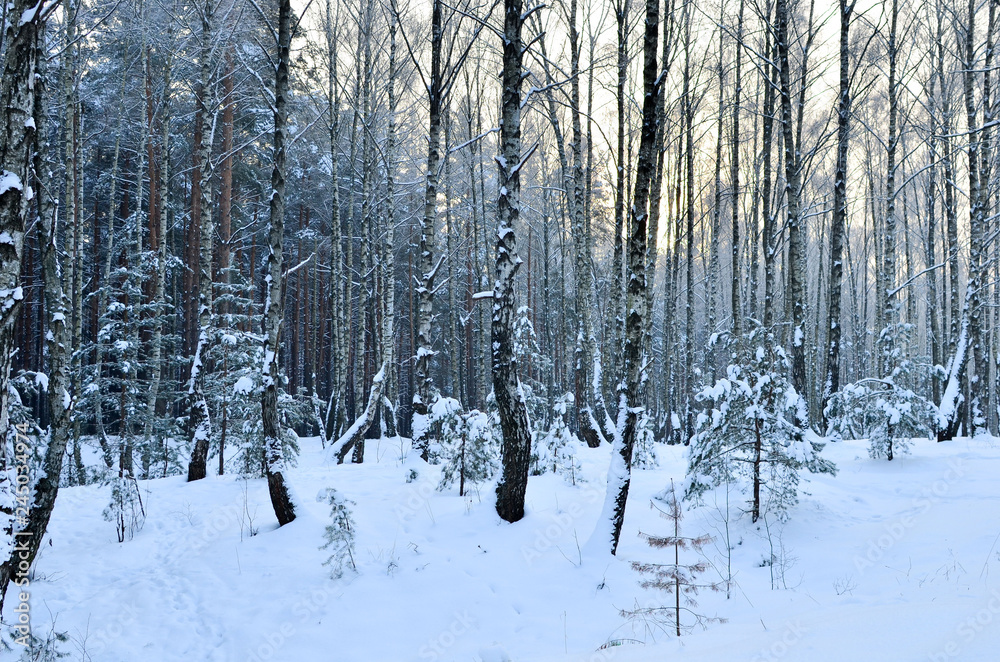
[533,392,582,483]
[435,407,500,496]
[827,322,937,460]
[624,481,725,637]
[318,488,357,579]
[686,324,835,522]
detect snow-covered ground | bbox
[4,435,1000,661]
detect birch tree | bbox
[262,0,296,526]
[493,0,535,523]
[187,0,216,482]
[592,0,660,554]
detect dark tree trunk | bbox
[823,0,852,422]
[0,11,62,606]
[599,0,660,555]
[262,0,296,526]
[493,0,533,524]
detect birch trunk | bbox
[824,0,851,421]
[493,0,533,523]
[187,0,215,482]
[593,0,659,554]
[0,8,61,605]
[263,0,296,526]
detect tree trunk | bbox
[262,0,296,526]
[332,1,397,464]
[145,26,173,474]
[413,0,446,443]
[823,0,851,422]
[683,2,695,442]
[595,0,659,555]
[730,0,744,338]
[324,0,347,443]
[187,0,215,482]
[776,0,808,415]
[881,0,899,378]
[0,9,61,605]
[493,0,533,524]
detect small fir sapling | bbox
[826,322,936,460]
[532,392,582,483]
[103,476,146,543]
[631,410,659,469]
[319,488,357,579]
[513,306,552,425]
[413,396,460,463]
[437,408,500,496]
[624,480,725,637]
[686,323,835,522]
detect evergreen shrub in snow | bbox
[632,410,659,469]
[103,476,145,543]
[826,322,937,460]
[532,392,583,483]
[685,324,835,522]
[427,398,500,496]
[514,306,551,426]
[319,488,357,579]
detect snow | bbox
[938,322,969,428]
[19,0,45,26]
[0,171,22,196]
[233,375,255,395]
[7,437,1000,661]
[0,286,23,313]
[0,232,13,246]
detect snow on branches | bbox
[685,324,835,522]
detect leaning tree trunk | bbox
[187,0,215,482]
[493,0,534,524]
[0,12,63,607]
[262,0,296,526]
[330,3,397,465]
[593,0,660,555]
